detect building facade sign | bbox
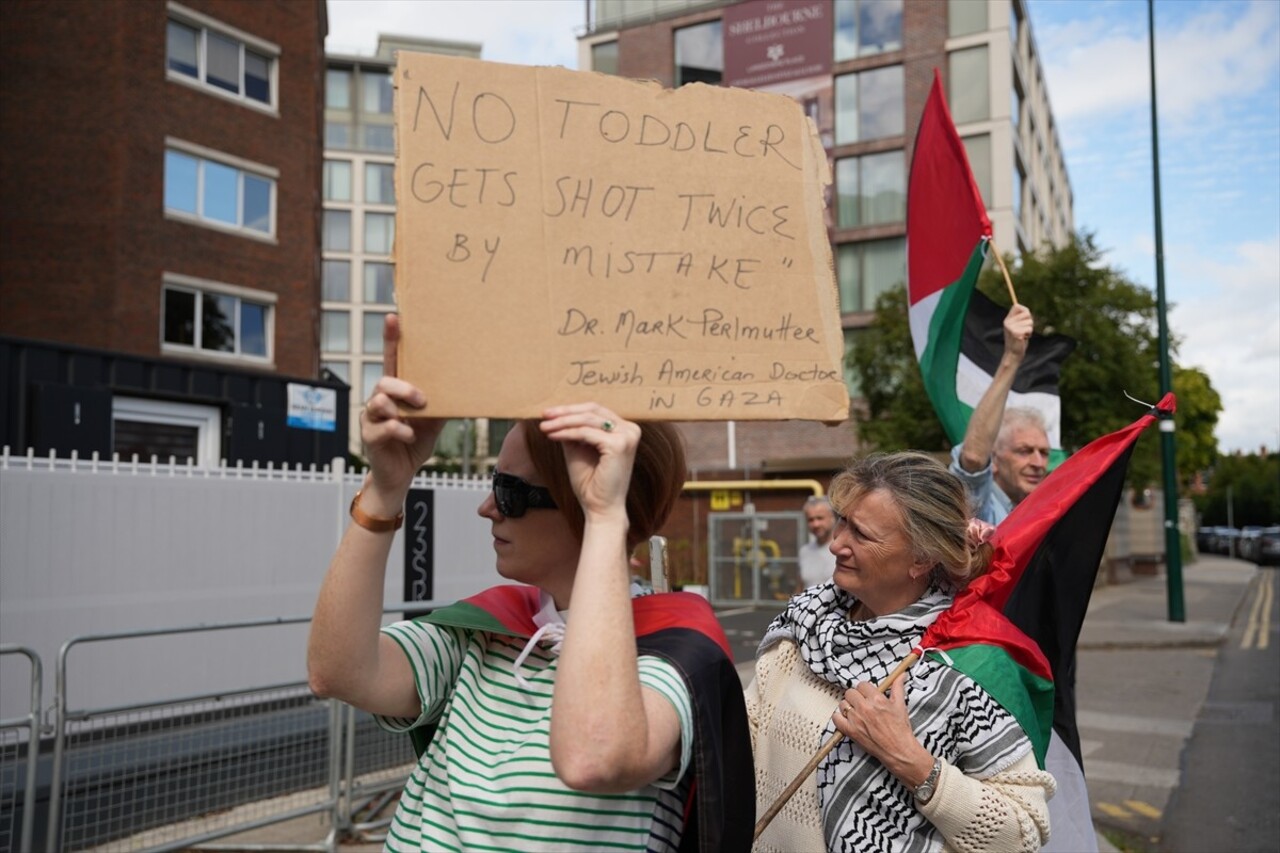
[287,383,338,432]
[723,0,832,89]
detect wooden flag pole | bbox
[752,652,921,840]
[988,237,1019,305]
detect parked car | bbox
[1237,526,1264,562]
[1197,526,1216,553]
[1253,526,1280,566]
[1210,526,1241,555]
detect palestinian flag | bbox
[414,585,755,853]
[907,69,1075,456]
[920,393,1174,848]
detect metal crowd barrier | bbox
[0,645,42,853]
[19,607,443,851]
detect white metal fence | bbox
[0,646,40,853]
[0,447,499,724]
[0,447,506,850]
[0,614,436,852]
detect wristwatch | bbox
[914,756,942,804]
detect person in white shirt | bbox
[797,495,837,590]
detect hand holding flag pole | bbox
[753,653,920,840]
[988,237,1020,305]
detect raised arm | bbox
[307,314,444,718]
[540,404,683,793]
[956,304,1033,473]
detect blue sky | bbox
[327,0,1280,455]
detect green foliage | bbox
[849,286,947,451]
[849,233,1222,488]
[1171,365,1223,482]
[1194,452,1280,526]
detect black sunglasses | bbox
[491,471,558,518]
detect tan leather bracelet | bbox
[349,489,404,532]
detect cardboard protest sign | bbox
[394,52,848,422]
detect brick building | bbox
[0,0,344,466]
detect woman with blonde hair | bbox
[748,451,1055,852]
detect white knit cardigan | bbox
[746,639,1056,853]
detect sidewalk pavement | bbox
[217,553,1259,851]
[1072,553,1258,851]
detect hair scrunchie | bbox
[966,517,996,548]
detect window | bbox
[364,262,395,304]
[361,125,395,152]
[962,134,992,204]
[486,418,515,457]
[165,10,277,108]
[321,360,350,384]
[1013,159,1025,221]
[324,160,352,201]
[112,397,222,466]
[362,71,393,114]
[362,362,383,401]
[162,276,273,360]
[364,163,394,204]
[164,146,275,237]
[592,41,619,75]
[948,0,988,38]
[324,210,352,252]
[323,260,351,302]
[326,63,396,154]
[363,312,389,354]
[675,21,722,86]
[834,0,903,62]
[835,65,903,145]
[364,212,395,255]
[322,311,350,353]
[1011,74,1023,133]
[326,122,352,150]
[326,69,351,109]
[836,238,904,313]
[843,328,865,397]
[948,46,990,124]
[835,152,905,227]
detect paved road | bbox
[1159,567,1279,852]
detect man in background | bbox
[950,303,1051,522]
[797,496,837,590]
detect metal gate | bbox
[707,512,806,606]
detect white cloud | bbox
[1037,0,1279,126]
[1168,236,1280,454]
[326,0,582,68]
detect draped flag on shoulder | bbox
[907,68,1075,458]
[918,393,1175,848]
[409,585,755,853]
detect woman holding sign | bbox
[747,452,1055,852]
[308,315,752,853]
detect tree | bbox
[850,233,1221,487]
[1195,452,1280,526]
[848,285,946,452]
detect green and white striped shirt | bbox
[377,619,694,852]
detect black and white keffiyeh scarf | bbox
[759,583,1032,853]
